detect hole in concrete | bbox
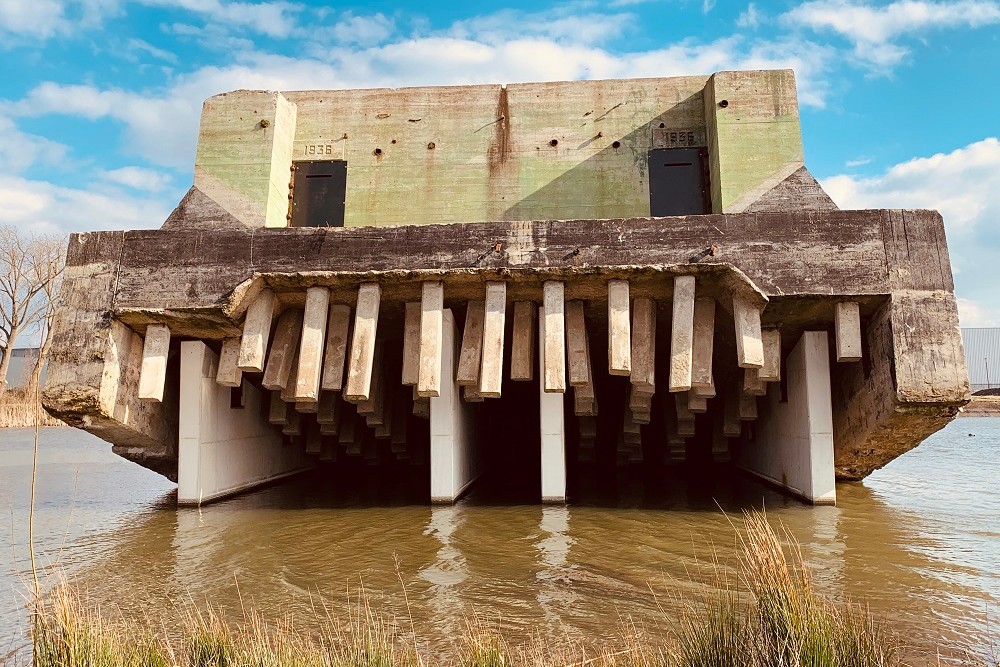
[612,141,621,149]
[719,99,729,108]
[549,139,559,147]
[373,148,383,156]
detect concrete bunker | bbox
[41,70,970,507]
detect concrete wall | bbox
[430,310,480,502]
[737,331,836,505]
[188,71,807,228]
[178,340,312,505]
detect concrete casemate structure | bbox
[41,70,970,506]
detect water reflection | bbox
[2,421,998,663]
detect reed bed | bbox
[0,389,63,428]
[15,510,982,667]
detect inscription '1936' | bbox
[303,144,336,156]
[651,127,706,149]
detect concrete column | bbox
[736,331,836,505]
[733,293,764,368]
[510,301,536,381]
[320,304,351,392]
[669,276,695,392]
[744,368,766,396]
[418,281,444,398]
[216,337,243,388]
[262,309,303,391]
[178,341,311,506]
[607,279,631,375]
[430,309,480,503]
[294,286,330,401]
[138,324,170,402]
[692,297,716,388]
[480,282,506,397]
[835,301,863,362]
[543,281,566,393]
[345,283,381,402]
[238,288,276,372]
[566,300,588,386]
[456,300,486,386]
[538,306,567,503]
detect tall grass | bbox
[0,388,62,428]
[17,510,989,667]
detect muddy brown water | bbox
[1,420,998,664]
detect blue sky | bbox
[1,0,998,324]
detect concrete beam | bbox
[456,299,485,387]
[262,309,303,391]
[631,297,657,393]
[761,328,782,382]
[744,368,766,396]
[733,293,764,369]
[691,297,716,388]
[320,304,351,392]
[216,337,243,388]
[566,300,589,387]
[835,301,863,362]
[480,282,506,397]
[294,286,331,402]
[669,276,695,392]
[237,288,276,372]
[510,300,536,382]
[345,283,381,402]
[607,279,631,376]
[401,301,420,386]
[418,281,444,398]
[138,324,171,402]
[543,281,567,393]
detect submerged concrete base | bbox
[430,309,481,503]
[177,341,312,506]
[736,331,836,505]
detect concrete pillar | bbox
[744,368,766,396]
[294,286,330,402]
[418,281,444,398]
[321,304,351,392]
[566,300,589,386]
[630,297,656,393]
[692,296,716,388]
[607,279,631,375]
[237,288,276,372]
[669,276,695,392]
[542,281,566,393]
[216,337,243,388]
[736,331,836,505]
[733,293,764,368]
[178,341,311,506]
[262,309,303,391]
[480,282,506,397]
[345,283,381,402]
[510,301,536,381]
[267,390,286,425]
[430,309,480,503]
[538,306,567,503]
[760,328,782,382]
[316,391,339,428]
[835,301,863,362]
[456,300,486,386]
[137,324,170,402]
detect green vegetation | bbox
[15,511,991,667]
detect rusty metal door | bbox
[290,160,347,227]
[648,148,710,216]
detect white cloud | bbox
[328,12,395,46]
[844,156,872,167]
[448,9,635,46]
[738,3,763,29]
[140,0,303,38]
[0,0,67,39]
[822,138,1000,325]
[101,166,174,192]
[783,0,1000,69]
[126,37,178,63]
[0,118,68,173]
[957,298,1000,327]
[0,175,173,235]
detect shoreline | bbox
[960,396,1000,417]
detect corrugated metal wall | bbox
[962,328,1000,392]
[0,347,41,389]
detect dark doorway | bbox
[648,148,710,216]
[290,160,348,227]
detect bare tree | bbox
[0,226,66,397]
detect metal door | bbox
[648,148,710,216]
[290,160,347,227]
